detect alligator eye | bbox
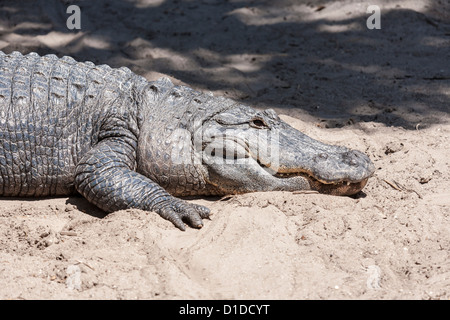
[250,118,268,129]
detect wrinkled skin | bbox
[0,52,375,231]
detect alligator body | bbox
[0,51,375,230]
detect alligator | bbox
[0,51,375,230]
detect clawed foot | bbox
[153,198,211,231]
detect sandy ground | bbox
[0,0,449,299]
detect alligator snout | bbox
[302,147,374,196]
[309,147,375,184]
[313,149,364,168]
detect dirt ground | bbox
[0,0,449,299]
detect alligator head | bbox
[198,105,375,196]
[138,79,375,197]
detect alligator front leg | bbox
[74,139,210,230]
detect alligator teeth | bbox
[334,180,351,185]
[277,173,292,177]
[277,172,297,177]
[275,172,355,187]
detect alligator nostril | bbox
[341,151,360,166]
[314,153,328,162]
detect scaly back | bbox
[0,51,146,196]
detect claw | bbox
[194,204,211,219]
[173,217,186,231]
[153,198,211,230]
[164,209,186,231]
[183,209,204,229]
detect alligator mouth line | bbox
[273,170,369,196]
[274,171,350,184]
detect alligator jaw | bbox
[274,171,370,196]
[310,177,370,196]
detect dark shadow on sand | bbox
[0,0,448,129]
